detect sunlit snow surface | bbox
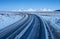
[0,14,24,30]
[41,16,60,31]
[41,16,60,25]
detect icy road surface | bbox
[0,14,24,30]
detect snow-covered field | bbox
[41,16,60,30]
[0,14,24,30]
[41,16,60,38]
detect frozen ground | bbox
[41,16,60,31]
[41,16,60,25]
[0,14,24,30]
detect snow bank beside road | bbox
[41,16,60,26]
[0,14,24,30]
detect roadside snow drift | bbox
[0,14,24,30]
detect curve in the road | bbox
[0,14,28,39]
[0,14,55,39]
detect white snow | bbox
[0,14,24,30]
[16,8,53,12]
[40,8,53,11]
[41,16,60,30]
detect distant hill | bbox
[55,10,60,11]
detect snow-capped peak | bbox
[27,8,36,11]
[16,8,53,12]
[40,8,53,11]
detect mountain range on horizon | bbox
[12,8,53,12]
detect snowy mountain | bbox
[16,8,53,12]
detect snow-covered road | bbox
[0,12,60,39]
[30,12,60,39]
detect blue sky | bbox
[0,0,60,11]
